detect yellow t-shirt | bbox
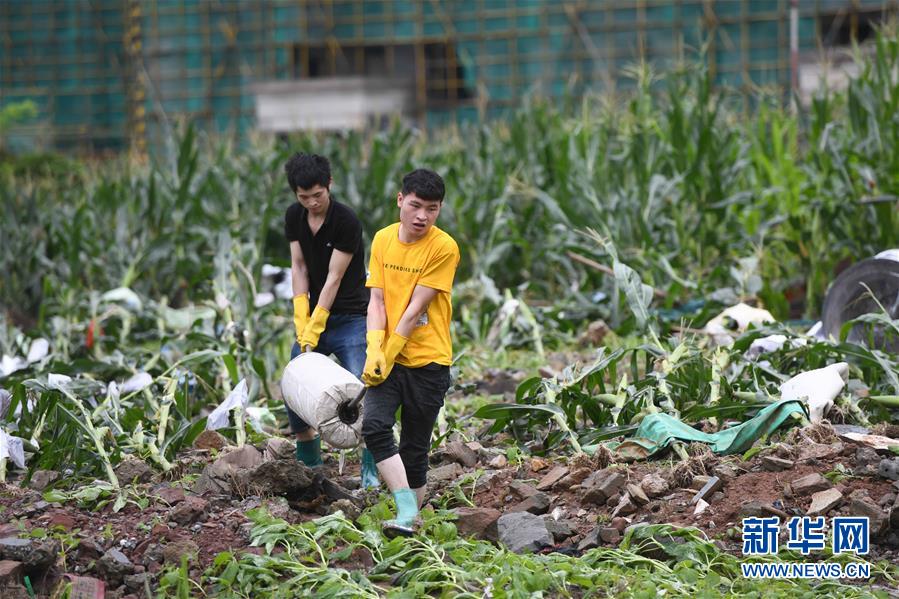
[366,223,460,367]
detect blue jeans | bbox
[286,313,367,434]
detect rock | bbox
[808,489,843,516]
[0,560,23,585]
[452,507,501,541]
[848,498,888,537]
[690,475,712,491]
[854,447,881,476]
[711,464,738,482]
[321,477,357,505]
[605,493,621,507]
[479,369,526,396]
[599,527,621,545]
[488,455,508,469]
[529,457,549,472]
[444,440,479,468]
[237,459,317,498]
[77,538,105,560]
[542,518,575,542]
[582,470,626,506]
[761,456,794,471]
[555,468,592,491]
[193,445,264,494]
[691,476,723,504]
[640,473,670,498]
[97,548,134,585]
[580,319,610,346]
[797,442,844,463]
[879,458,899,481]
[156,486,186,506]
[115,457,153,484]
[509,481,539,500]
[28,470,59,491]
[626,484,650,506]
[577,527,602,551]
[170,496,208,526]
[694,499,709,516]
[610,517,629,533]
[47,511,75,530]
[536,466,568,492]
[329,499,360,521]
[124,573,147,592]
[0,538,59,571]
[496,512,553,554]
[428,463,463,485]
[263,437,295,461]
[791,473,831,495]
[509,491,551,515]
[879,492,896,508]
[738,500,767,519]
[611,495,638,518]
[194,430,228,451]
[261,497,292,520]
[162,540,199,564]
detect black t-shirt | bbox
[284,198,369,314]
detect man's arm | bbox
[290,241,309,296]
[316,249,353,311]
[394,285,439,337]
[367,287,387,331]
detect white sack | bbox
[780,362,848,424]
[280,353,364,449]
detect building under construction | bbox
[1,0,895,154]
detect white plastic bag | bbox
[0,427,26,469]
[280,353,364,449]
[207,379,249,430]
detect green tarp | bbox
[608,399,808,461]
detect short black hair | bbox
[401,168,445,202]
[285,152,331,192]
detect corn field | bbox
[2,24,899,599]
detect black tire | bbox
[821,258,899,353]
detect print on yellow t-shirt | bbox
[366,223,460,367]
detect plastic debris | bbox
[206,379,249,430]
[121,372,153,393]
[704,303,775,347]
[779,362,848,424]
[0,427,26,469]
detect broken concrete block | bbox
[536,466,569,491]
[761,456,794,472]
[790,473,831,495]
[496,512,553,554]
[808,488,843,516]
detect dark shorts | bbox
[361,362,451,489]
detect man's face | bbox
[397,192,442,241]
[296,184,329,216]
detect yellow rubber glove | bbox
[292,295,310,345]
[362,330,387,386]
[299,305,330,351]
[381,332,409,381]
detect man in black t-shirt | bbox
[283,152,378,489]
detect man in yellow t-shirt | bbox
[361,168,460,537]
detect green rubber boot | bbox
[360,448,380,490]
[295,437,323,467]
[383,488,418,538]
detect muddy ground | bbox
[1,375,899,598]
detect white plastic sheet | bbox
[780,362,848,424]
[280,353,364,449]
[121,372,153,393]
[0,427,26,469]
[26,338,49,363]
[207,379,249,430]
[704,302,775,347]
